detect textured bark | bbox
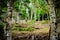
[4,0,14,40]
[48,0,58,40]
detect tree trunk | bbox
[4,0,14,40]
[34,11,36,21]
[38,13,40,21]
[16,13,20,23]
[48,0,58,40]
[33,6,36,21]
[26,8,29,20]
[42,14,44,21]
[31,9,33,20]
[33,1,36,21]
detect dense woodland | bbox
[0,0,60,40]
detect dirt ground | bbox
[12,31,60,40]
[12,31,49,40]
[12,22,60,40]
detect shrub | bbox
[0,21,5,40]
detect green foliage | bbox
[0,21,5,40]
[0,0,7,21]
[0,0,49,32]
[13,0,19,12]
[0,21,5,29]
[0,0,49,20]
[13,0,48,20]
[0,0,7,8]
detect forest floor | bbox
[12,20,60,40]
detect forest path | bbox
[12,20,60,40]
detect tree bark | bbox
[31,9,33,20]
[33,3,36,21]
[42,14,43,20]
[34,11,36,21]
[16,12,20,23]
[4,0,14,40]
[26,8,29,20]
[48,0,58,40]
